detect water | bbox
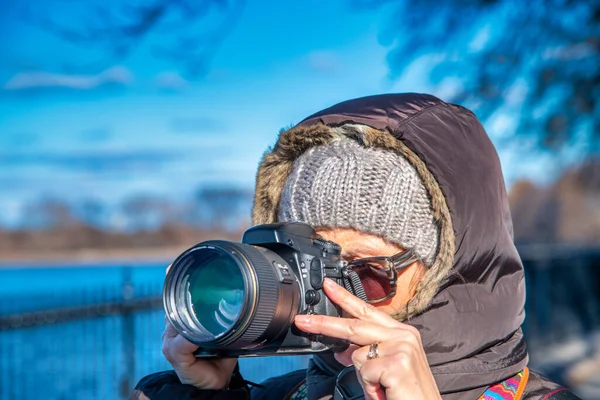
[0,263,310,400]
[0,262,166,295]
[2,255,599,399]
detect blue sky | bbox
[0,0,548,227]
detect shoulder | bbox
[132,370,251,400]
[251,369,306,400]
[522,370,582,400]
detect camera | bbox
[163,222,364,358]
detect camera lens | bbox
[164,240,301,352]
[185,249,245,339]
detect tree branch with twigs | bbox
[20,0,246,76]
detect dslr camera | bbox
[163,222,367,358]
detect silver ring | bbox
[367,342,380,360]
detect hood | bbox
[251,93,528,398]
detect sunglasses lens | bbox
[350,260,393,302]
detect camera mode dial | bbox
[313,238,342,256]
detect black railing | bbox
[520,245,600,343]
[0,297,162,331]
[0,267,311,400]
[0,247,598,400]
[0,268,167,400]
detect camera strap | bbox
[333,366,365,400]
[343,270,368,302]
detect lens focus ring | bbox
[227,244,281,349]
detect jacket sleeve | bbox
[523,371,582,400]
[130,366,250,400]
[250,369,306,400]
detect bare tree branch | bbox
[22,0,245,77]
[359,0,600,154]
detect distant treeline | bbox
[0,224,244,257]
[509,158,600,245]
[1,159,599,259]
[0,186,252,259]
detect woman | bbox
[133,93,580,399]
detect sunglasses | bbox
[343,249,419,304]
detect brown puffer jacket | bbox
[133,93,582,400]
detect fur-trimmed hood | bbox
[252,93,528,399]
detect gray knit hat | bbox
[278,136,440,266]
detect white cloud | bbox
[468,24,491,53]
[155,71,189,91]
[306,51,339,72]
[433,77,463,101]
[389,53,443,93]
[3,66,133,91]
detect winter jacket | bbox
[132,93,582,399]
[131,366,580,400]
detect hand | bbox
[162,265,237,390]
[161,316,238,389]
[294,278,441,400]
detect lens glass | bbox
[184,249,245,339]
[348,258,393,302]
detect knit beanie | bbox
[277,136,440,266]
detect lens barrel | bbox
[164,240,300,352]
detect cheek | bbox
[372,273,418,314]
[375,297,409,316]
[373,301,397,315]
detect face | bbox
[315,227,425,315]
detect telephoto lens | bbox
[164,240,301,355]
[163,222,352,358]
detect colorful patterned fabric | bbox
[478,368,530,400]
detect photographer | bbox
[132,93,580,400]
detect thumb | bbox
[334,344,361,366]
[163,316,178,339]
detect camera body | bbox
[164,222,353,358]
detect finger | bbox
[359,350,439,400]
[163,316,178,340]
[161,317,200,364]
[294,314,395,345]
[323,278,399,328]
[187,357,238,390]
[357,358,388,400]
[170,334,200,359]
[163,332,199,366]
[352,361,386,400]
[214,357,239,378]
[351,343,379,371]
[333,344,360,366]
[350,341,413,371]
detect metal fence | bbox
[519,245,600,400]
[0,247,598,400]
[0,268,310,400]
[521,245,600,343]
[0,269,165,399]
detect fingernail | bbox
[323,278,336,288]
[295,314,312,324]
